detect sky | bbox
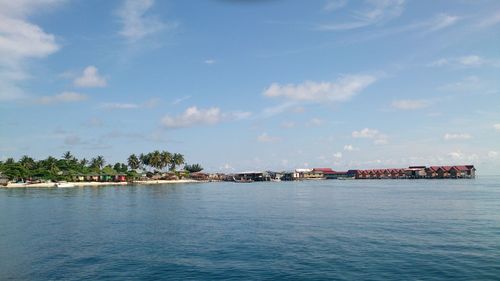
[1,0,500,174]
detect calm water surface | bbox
[1,178,500,280]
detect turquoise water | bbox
[1,178,500,280]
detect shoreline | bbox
[3,179,201,188]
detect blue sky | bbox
[1,0,500,174]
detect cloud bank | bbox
[0,0,61,101]
[263,75,376,102]
[161,106,250,129]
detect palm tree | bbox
[63,151,74,161]
[127,154,140,170]
[184,163,203,173]
[42,156,58,171]
[91,155,105,170]
[170,153,185,172]
[149,150,162,171]
[97,156,105,169]
[160,151,172,171]
[19,155,36,170]
[80,158,89,167]
[139,153,149,170]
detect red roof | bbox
[312,168,334,173]
[453,165,471,171]
[439,166,453,172]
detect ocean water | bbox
[1,178,500,280]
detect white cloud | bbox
[260,102,299,118]
[444,133,472,140]
[494,124,500,131]
[0,16,59,60]
[333,152,343,159]
[37,92,88,104]
[74,66,107,88]
[447,151,478,162]
[257,133,280,143]
[100,98,160,110]
[477,11,500,28]
[264,75,376,102]
[0,1,61,101]
[101,103,139,109]
[427,13,459,32]
[352,128,379,138]
[344,144,358,151]
[318,0,405,31]
[448,151,463,159]
[438,76,486,93]
[219,163,235,172]
[161,106,249,129]
[116,0,175,41]
[323,0,347,12]
[171,95,191,105]
[391,99,430,110]
[430,55,498,68]
[457,55,486,67]
[307,118,325,127]
[429,58,448,67]
[204,59,216,64]
[352,128,388,145]
[0,1,64,17]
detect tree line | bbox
[0,151,203,181]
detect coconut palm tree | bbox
[160,151,172,171]
[139,153,149,170]
[170,153,185,172]
[149,150,162,171]
[42,156,58,171]
[63,151,74,161]
[19,155,36,170]
[91,155,105,170]
[184,163,203,173]
[127,154,140,170]
[80,158,89,167]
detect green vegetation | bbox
[184,164,204,173]
[0,150,190,182]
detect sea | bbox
[1,178,500,280]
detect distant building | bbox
[190,172,209,181]
[406,166,427,178]
[426,166,440,178]
[450,165,476,178]
[234,172,270,181]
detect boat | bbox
[233,177,254,183]
[55,182,76,188]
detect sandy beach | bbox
[3,179,201,188]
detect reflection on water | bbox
[1,178,500,280]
